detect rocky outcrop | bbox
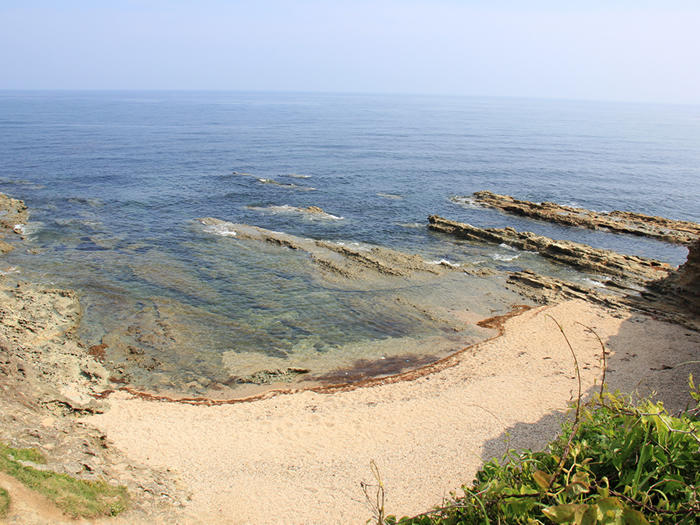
[0,282,110,408]
[198,218,445,279]
[506,270,619,307]
[506,270,699,331]
[463,191,700,246]
[0,193,28,253]
[428,215,670,285]
[647,239,700,315]
[675,239,700,308]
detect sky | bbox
[1,1,699,104]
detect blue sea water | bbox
[0,91,698,394]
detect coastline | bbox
[1,190,699,523]
[87,299,700,524]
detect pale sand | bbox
[86,300,699,525]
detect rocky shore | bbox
[428,214,670,286]
[463,190,700,245]
[1,190,699,523]
[428,213,699,330]
[648,238,700,315]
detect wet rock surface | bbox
[428,215,671,286]
[311,354,438,383]
[0,193,28,254]
[227,367,310,385]
[466,190,700,246]
[199,218,446,280]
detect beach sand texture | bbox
[86,299,699,524]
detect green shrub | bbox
[386,380,699,524]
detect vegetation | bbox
[372,382,699,525]
[0,486,9,518]
[0,442,128,518]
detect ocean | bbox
[1,91,698,395]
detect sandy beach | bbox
[84,299,699,524]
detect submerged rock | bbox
[428,215,670,285]
[311,354,436,383]
[464,190,700,246]
[245,204,343,220]
[227,367,310,385]
[198,218,446,279]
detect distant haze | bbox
[1,1,699,104]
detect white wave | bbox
[397,222,423,229]
[427,259,461,268]
[581,277,606,288]
[449,195,478,207]
[203,223,237,237]
[334,240,370,251]
[0,266,20,275]
[286,173,312,179]
[257,178,316,191]
[376,193,403,200]
[498,242,518,251]
[246,204,342,220]
[490,253,520,262]
[13,222,42,236]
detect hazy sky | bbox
[1,1,699,103]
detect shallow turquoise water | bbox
[0,91,697,394]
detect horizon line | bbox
[0,88,698,108]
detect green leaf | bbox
[578,505,597,525]
[543,503,588,523]
[533,470,553,490]
[622,508,650,525]
[596,497,624,524]
[566,471,591,497]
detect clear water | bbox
[1,91,698,394]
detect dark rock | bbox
[647,239,700,315]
